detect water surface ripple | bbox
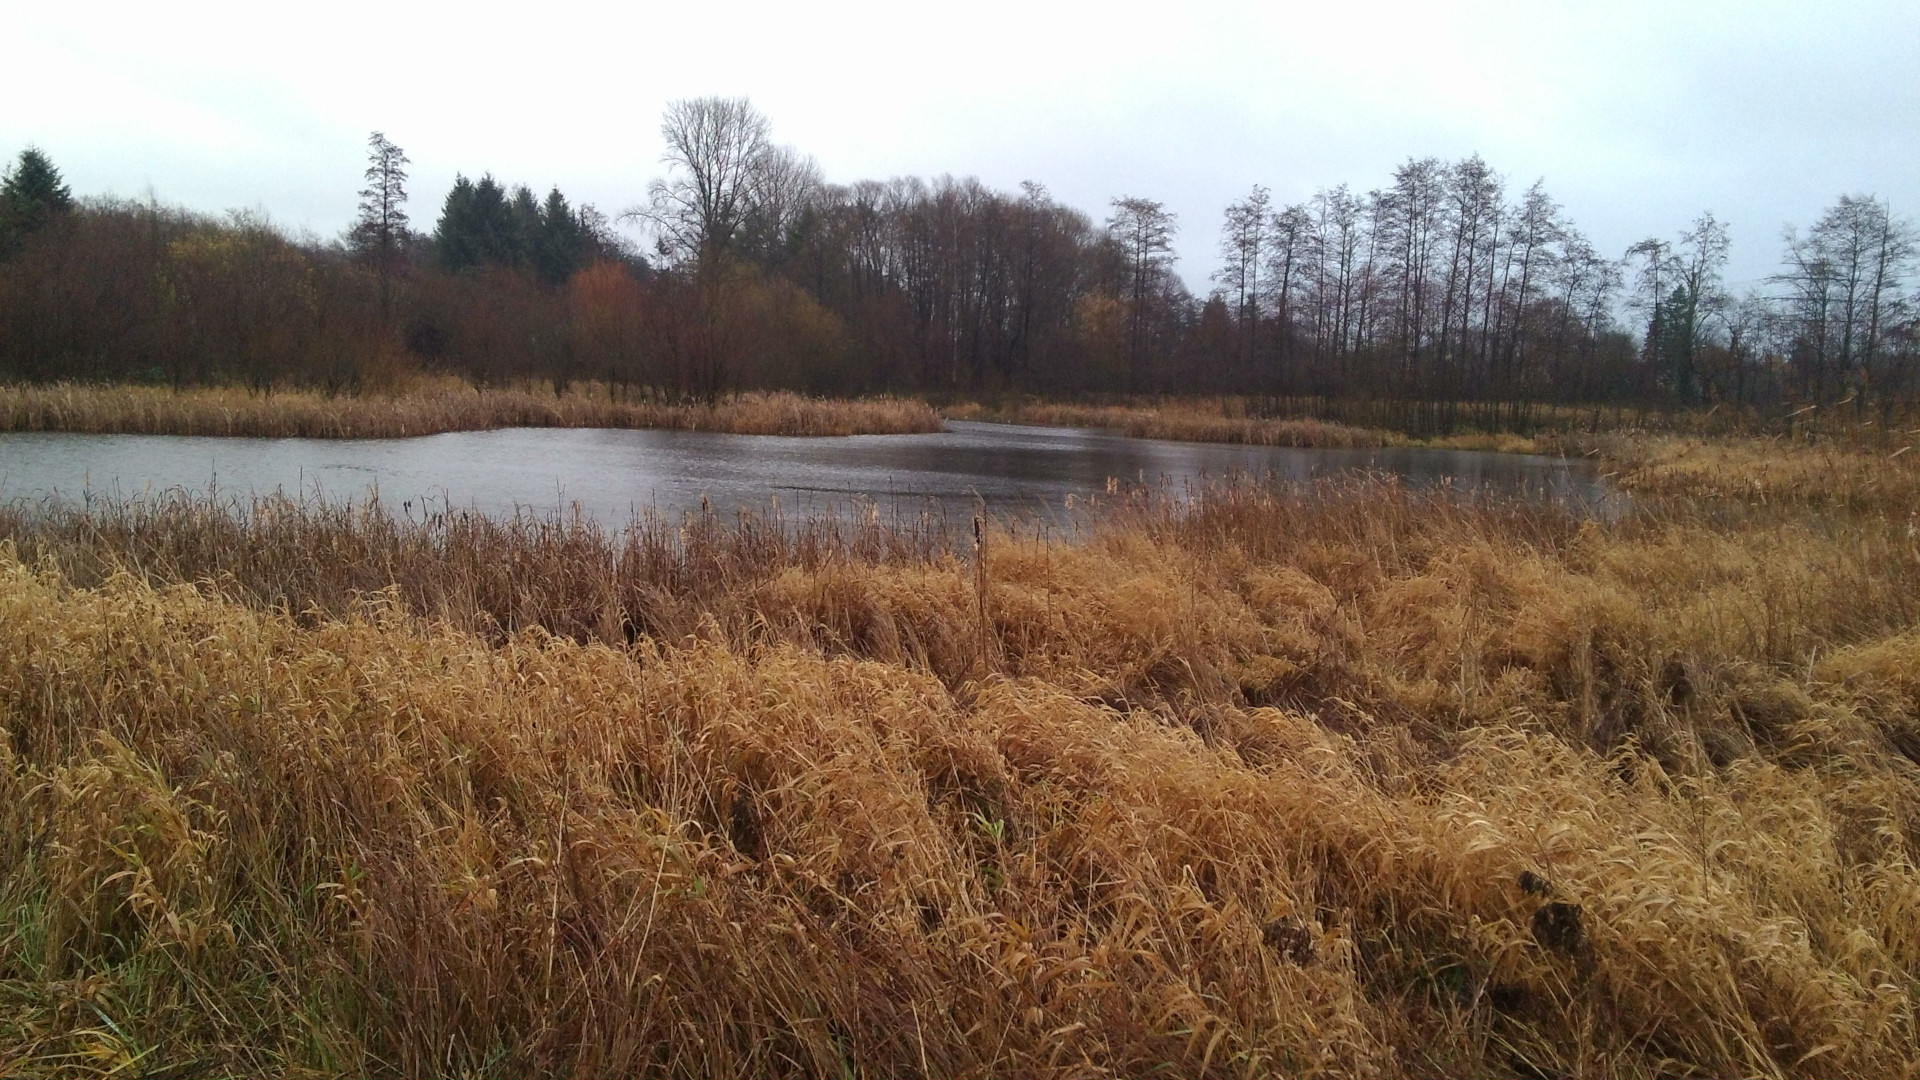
[0,420,1621,525]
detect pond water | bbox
[0,420,1621,526]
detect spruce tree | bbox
[1659,283,1700,403]
[1,147,75,250]
[3,147,74,219]
[434,175,480,272]
[350,132,410,315]
[507,185,541,268]
[534,187,586,286]
[466,176,515,267]
[435,174,566,274]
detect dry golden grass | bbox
[957,399,1920,478]
[964,397,1920,516]
[0,381,945,438]
[951,399,1389,448]
[1579,433,1920,511]
[3,439,1920,1077]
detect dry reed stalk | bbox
[973,513,990,677]
[1591,432,1920,509]
[955,399,1920,472]
[2,437,1919,1078]
[0,382,945,439]
[958,399,1391,449]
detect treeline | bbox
[1,104,1915,412]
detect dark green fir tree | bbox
[1,146,75,251]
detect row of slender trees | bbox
[2,101,1915,414]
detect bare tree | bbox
[1546,227,1620,396]
[1214,185,1270,373]
[1626,235,1673,392]
[633,97,823,402]
[1500,179,1560,393]
[1714,290,1775,405]
[1383,158,1445,383]
[1436,156,1499,393]
[1107,196,1177,386]
[1669,212,1731,402]
[1309,186,1363,378]
[1780,195,1916,397]
[639,96,774,270]
[350,131,410,316]
[738,143,823,267]
[1265,203,1313,389]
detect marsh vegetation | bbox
[0,381,942,439]
[2,432,1918,1077]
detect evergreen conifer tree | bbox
[1659,283,1700,403]
[434,175,481,272]
[506,185,541,268]
[1,147,75,251]
[350,131,410,314]
[534,187,586,286]
[465,176,515,267]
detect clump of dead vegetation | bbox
[2,433,1919,1078]
[0,381,945,439]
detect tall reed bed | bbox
[0,382,945,438]
[1579,431,1920,510]
[0,492,964,647]
[2,442,1919,1077]
[953,399,1390,448]
[956,395,1920,460]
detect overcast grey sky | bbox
[7,0,1916,295]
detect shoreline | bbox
[9,384,1909,510]
[942,399,1625,458]
[0,382,946,439]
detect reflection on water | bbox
[0,420,1623,526]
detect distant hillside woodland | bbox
[2,98,1915,414]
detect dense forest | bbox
[2,98,1915,416]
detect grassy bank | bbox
[947,398,1590,452]
[3,435,1920,1077]
[948,399,1391,449]
[0,382,945,439]
[952,397,1920,462]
